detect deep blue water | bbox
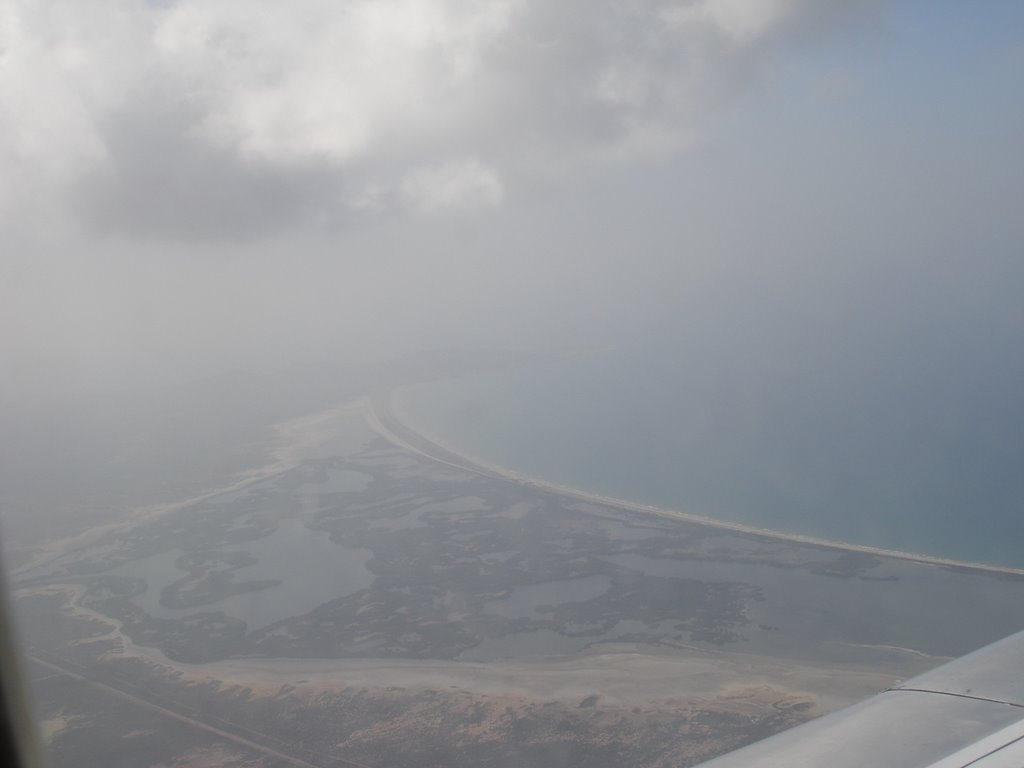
[399,339,1024,568]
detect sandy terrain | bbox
[184,645,906,715]
[377,391,1024,578]
[19,579,917,722]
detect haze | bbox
[1,0,1019,395]
[5,4,1024,768]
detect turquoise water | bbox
[399,342,1024,568]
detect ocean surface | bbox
[398,342,1024,568]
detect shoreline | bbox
[10,402,363,579]
[369,389,1024,579]
[16,580,910,714]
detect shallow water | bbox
[298,468,373,495]
[116,518,373,629]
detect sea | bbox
[397,340,1024,569]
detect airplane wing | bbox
[696,629,1024,768]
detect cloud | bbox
[662,0,791,44]
[145,0,510,167]
[399,158,504,213]
[72,92,346,240]
[0,0,876,239]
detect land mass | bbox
[377,391,1024,578]
[11,381,1024,768]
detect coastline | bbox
[369,389,1024,579]
[10,402,364,579]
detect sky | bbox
[2,0,1023,396]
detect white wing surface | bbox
[696,630,1024,768]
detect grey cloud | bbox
[72,96,347,240]
[8,0,1016,416]
[1,0,891,240]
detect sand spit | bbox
[188,647,903,713]
[370,391,1024,579]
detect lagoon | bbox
[116,518,374,630]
